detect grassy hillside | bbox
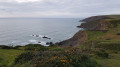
[105,15,120,19]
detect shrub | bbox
[14,45,22,49]
[49,47,64,51]
[37,48,100,67]
[0,45,13,49]
[94,50,109,58]
[25,44,47,51]
[42,54,100,67]
[14,52,34,64]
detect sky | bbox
[0,0,120,18]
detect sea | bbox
[0,18,82,46]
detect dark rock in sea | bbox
[43,36,48,38]
[38,41,41,43]
[42,36,51,39]
[46,42,53,45]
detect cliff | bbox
[60,15,120,46]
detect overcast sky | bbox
[0,0,120,18]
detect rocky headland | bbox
[60,15,120,46]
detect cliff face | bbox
[79,20,111,31]
[94,20,110,30]
[59,31,87,46]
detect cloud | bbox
[0,0,120,18]
[15,0,41,3]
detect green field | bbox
[0,49,24,67]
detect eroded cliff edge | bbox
[59,15,120,46]
[58,30,88,46]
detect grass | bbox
[102,23,120,41]
[95,58,120,67]
[105,15,120,19]
[93,51,120,67]
[84,30,104,41]
[0,49,24,66]
[105,59,120,67]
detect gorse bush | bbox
[45,54,100,67]
[13,47,101,67]
[14,52,35,64]
[25,44,47,51]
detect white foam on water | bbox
[38,35,43,37]
[28,40,49,46]
[29,39,38,43]
[20,42,29,46]
[11,41,20,43]
[40,41,46,45]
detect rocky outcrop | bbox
[94,20,110,30]
[59,31,88,46]
[78,21,98,30]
